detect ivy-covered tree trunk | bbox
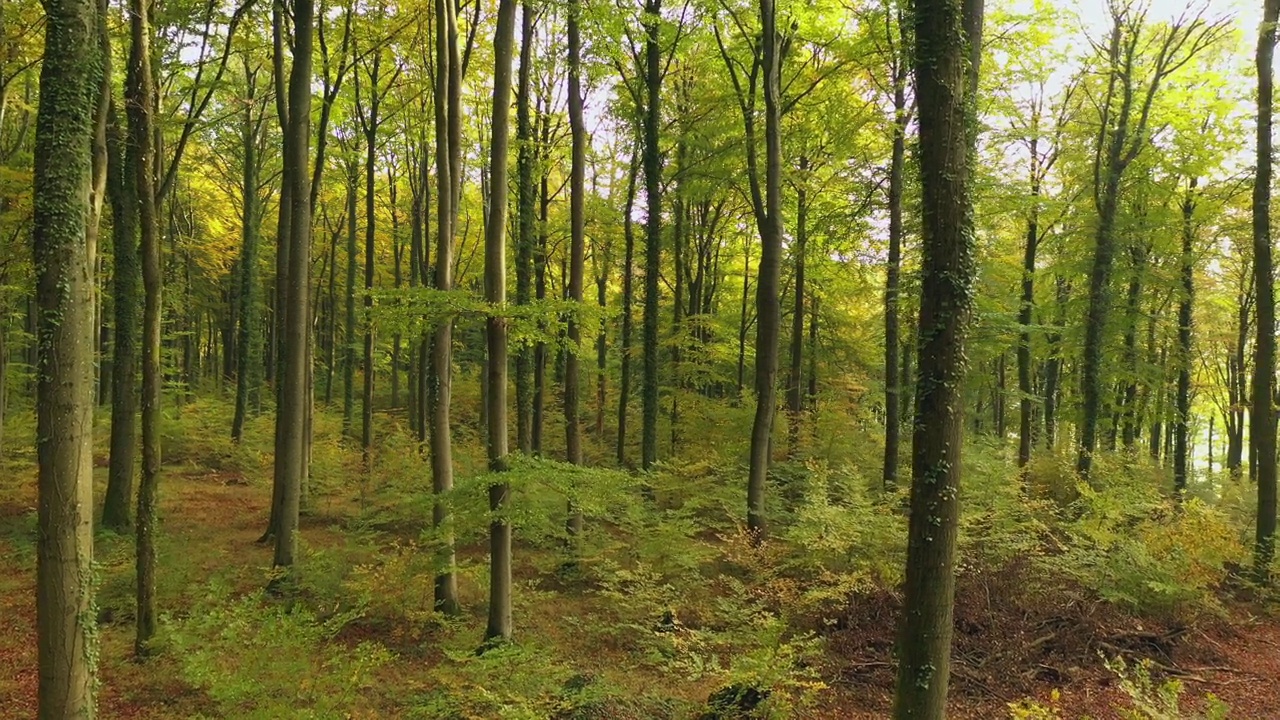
[1254,0,1279,584]
[484,0,517,643]
[893,0,983,714]
[33,0,100,710]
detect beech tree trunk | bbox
[431,0,461,615]
[484,0,517,643]
[272,0,315,572]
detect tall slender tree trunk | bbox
[343,165,358,435]
[432,0,461,615]
[883,35,907,490]
[233,70,264,443]
[786,162,808,459]
[273,0,315,572]
[34,0,100,709]
[126,0,162,653]
[894,0,983,714]
[617,146,639,465]
[746,0,785,539]
[484,0,518,643]
[1018,137,1041,469]
[514,0,536,455]
[565,0,586,538]
[103,103,138,531]
[1174,179,1198,495]
[641,0,663,471]
[1254,0,1279,583]
[261,0,292,543]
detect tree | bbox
[892,0,982,714]
[565,0,587,538]
[641,0,663,472]
[127,0,162,654]
[881,2,908,489]
[273,0,316,572]
[431,0,461,616]
[1075,4,1225,480]
[1254,0,1279,584]
[745,0,785,538]
[33,0,101,710]
[484,0,518,644]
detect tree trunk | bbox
[1017,152,1039,467]
[1174,179,1197,495]
[786,161,808,459]
[126,0,162,653]
[233,70,264,443]
[565,0,586,539]
[884,32,907,489]
[103,102,138,532]
[894,0,983,715]
[641,0,663,471]
[1254,0,1279,583]
[261,0,292,543]
[343,164,358,435]
[484,0,517,644]
[431,0,461,615]
[272,0,315,572]
[746,0,785,539]
[34,0,100,708]
[514,0,536,454]
[617,145,639,465]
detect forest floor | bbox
[2,404,1280,718]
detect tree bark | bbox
[884,48,907,489]
[893,0,983,714]
[514,0,536,454]
[34,0,100,709]
[103,102,138,532]
[483,0,517,644]
[746,0,785,539]
[565,0,587,539]
[641,0,663,471]
[272,0,315,572]
[1254,0,1279,583]
[431,0,460,615]
[232,68,264,443]
[1174,178,1198,495]
[617,145,639,465]
[126,0,162,653]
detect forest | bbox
[5,0,1280,716]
